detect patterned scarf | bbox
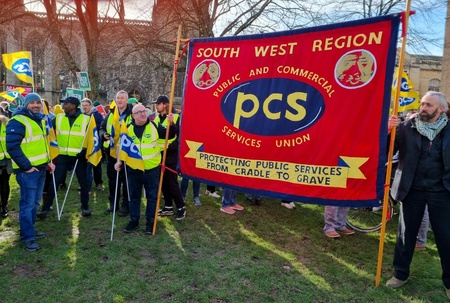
[415,113,448,141]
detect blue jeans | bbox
[323,206,350,233]
[222,188,237,207]
[16,170,46,242]
[87,162,93,191]
[87,161,103,190]
[180,178,200,198]
[127,167,160,223]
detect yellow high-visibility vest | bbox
[0,123,10,160]
[154,114,179,151]
[55,113,90,156]
[9,115,49,169]
[127,122,161,170]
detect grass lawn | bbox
[0,173,447,303]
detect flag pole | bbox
[110,122,129,241]
[42,103,60,220]
[375,0,413,287]
[52,173,61,221]
[29,52,35,93]
[58,159,79,218]
[153,24,183,235]
[110,170,120,241]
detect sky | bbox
[24,0,447,56]
[406,3,447,56]
[103,0,450,56]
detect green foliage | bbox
[0,176,446,302]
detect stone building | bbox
[0,1,178,106]
[403,52,443,98]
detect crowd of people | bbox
[0,90,449,299]
[0,91,226,249]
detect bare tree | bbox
[152,0,446,54]
[0,1,31,26]
[312,0,447,55]
[134,0,447,98]
[2,0,446,101]
[38,0,131,101]
[145,0,324,38]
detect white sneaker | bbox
[193,197,202,206]
[281,202,294,209]
[208,191,221,198]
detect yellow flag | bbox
[119,122,145,171]
[2,51,34,84]
[392,68,419,112]
[42,102,59,160]
[109,107,121,157]
[84,118,102,166]
[0,88,25,102]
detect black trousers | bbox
[393,189,450,289]
[45,155,89,210]
[0,168,10,206]
[93,161,103,186]
[161,156,185,209]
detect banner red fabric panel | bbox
[180,14,401,207]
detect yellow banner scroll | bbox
[185,140,368,188]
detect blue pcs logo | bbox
[221,78,325,136]
[12,59,32,77]
[399,97,416,106]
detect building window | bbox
[428,78,440,92]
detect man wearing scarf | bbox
[386,91,450,299]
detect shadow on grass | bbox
[0,185,448,302]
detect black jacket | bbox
[391,118,450,201]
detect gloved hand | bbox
[77,149,87,160]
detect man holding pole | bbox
[114,104,175,234]
[154,95,186,220]
[38,96,92,218]
[386,91,450,299]
[99,90,133,216]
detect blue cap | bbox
[23,93,42,108]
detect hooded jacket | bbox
[6,106,49,172]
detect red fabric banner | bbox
[95,105,107,118]
[179,14,401,206]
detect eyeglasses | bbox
[133,110,147,115]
